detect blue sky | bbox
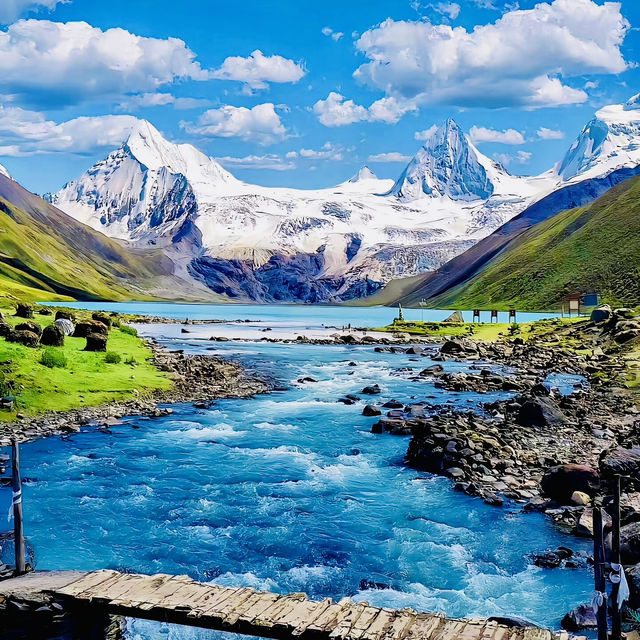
[0,0,639,194]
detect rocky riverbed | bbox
[0,340,268,446]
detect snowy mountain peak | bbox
[0,163,11,181]
[348,166,378,183]
[558,95,640,181]
[389,119,495,202]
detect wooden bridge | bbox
[0,570,577,640]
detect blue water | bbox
[0,305,590,640]
[48,301,559,327]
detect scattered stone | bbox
[362,384,381,395]
[15,321,42,337]
[54,318,74,336]
[15,303,34,318]
[74,321,108,338]
[6,330,39,347]
[562,605,597,631]
[55,310,75,322]
[541,464,600,504]
[570,491,591,506]
[40,324,64,347]
[590,304,612,324]
[517,396,566,427]
[92,312,113,328]
[84,332,107,352]
[362,405,382,417]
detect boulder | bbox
[40,324,64,347]
[441,338,478,355]
[561,605,597,631]
[37,307,52,316]
[14,303,33,319]
[590,304,612,324]
[620,521,640,564]
[600,446,640,480]
[405,346,423,355]
[7,330,40,347]
[84,332,107,352]
[541,464,600,504]
[55,310,75,322]
[15,321,42,337]
[444,310,464,323]
[517,396,566,427]
[0,321,11,337]
[614,329,640,344]
[363,405,382,417]
[570,491,591,506]
[362,384,381,395]
[74,321,108,338]
[91,312,112,328]
[54,318,75,336]
[626,563,640,608]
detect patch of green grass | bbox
[118,324,137,336]
[104,351,122,364]
[39,348,68,369]
[0,304,171,421]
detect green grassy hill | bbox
[429,176,640,311]
[0,173,220,303]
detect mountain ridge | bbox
[45,95,640,304]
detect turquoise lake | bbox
[1,303,590,639]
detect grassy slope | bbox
[0,193,172,302]
[429,176,640,311]
[0,305,171,421]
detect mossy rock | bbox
[73,321,108,338]
[40,324,64,347]
[15,321,42,337]
[55,310,76,322]
[91,312,112,328]
[15,303,34,318]
[84,332,107,352]
[7,329,40,347]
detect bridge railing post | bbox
[12,439,25,575]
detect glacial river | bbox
[1,304,590,640]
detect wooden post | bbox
[611,476,622,640]
[593,506,608,640]
[11,439,25,575]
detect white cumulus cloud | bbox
[180,103,287,145]
[210,50,305,91]
[313,92,416,127]
[0,0,67,23]
[415,125,438,141]
[469,126,525,145]
[0,105,139,156]
[298,142,343,160]
[536,126,565,140]
[0,20,210,106]
[431,2,461,19]
[494,149,532,166]
[322,27,344,41]
[354,0,628,109]
[368,152,411,163]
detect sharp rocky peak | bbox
[348,166,378,183]
[390,119,495,202]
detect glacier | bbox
[47,97,640,303]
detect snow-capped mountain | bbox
[558,94,640,181]
[391,119,496,201]
[48,97,640,303]
[0,163,12,180]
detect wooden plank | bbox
[379,610,418,640]
[223,592,276,626]
[202,587,257,623]
[306,602,355,634]
[253,593,307,629]
[403,613,444,640]
[125,574,179,607]
[136,576,212,611]
[329,602,369,639]
[54,570,121,597]
[71,572,133,601]
[291,598,335,636]
[273,598,333,631]
[188,587,246,617]
[431,619,468,640]
[360,609,398,640]
[236,592,282,624]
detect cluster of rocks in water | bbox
[352,304,640,629]
[0,304,112,352]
